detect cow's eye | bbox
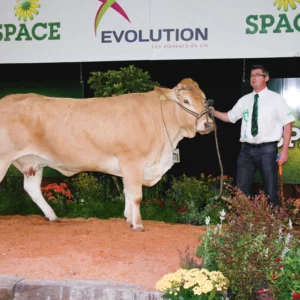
[183,99,190,105]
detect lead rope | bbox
[209,111,224,200]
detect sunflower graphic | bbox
[14,0,40,22]
[274,0,300,11]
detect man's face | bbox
[250,68,269,90]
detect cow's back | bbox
[0,92,166,173]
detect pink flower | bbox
[293,291,300,299]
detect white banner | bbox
[0,0,299,63]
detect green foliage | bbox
[0,173,241,225]
[0,175,41,216]
[140,198,178,223]
[142,175,170,200]
[166,174,226,225]
[0,191,42,217]
[196,220,220,273]
[67,173,120,204]
[6,165,22,176]
[267,238,300,299]
[87,65,160,97]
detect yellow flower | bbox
[273,0,300,11]
[156,268,229,297]
[14,0,40,22]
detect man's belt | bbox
[243,141,277,148]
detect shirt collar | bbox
[252,87,268,97]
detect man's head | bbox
[250,64,269,93]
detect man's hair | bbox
[250,64,269,76]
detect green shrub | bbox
[196,185,299,299]
[87,65,161,97]
[166,174,218,225]
[267,246,300,299]
[142,175,170,200]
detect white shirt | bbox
[228,87,295,144]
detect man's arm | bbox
[212,109,231,123]
[278,122,293,165]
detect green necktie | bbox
[251,94,259,137]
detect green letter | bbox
[16,24,32,41]
[259,15,275,33]
[0,24,3,41]
[245,15,259,34]
[274,14,294,33]
[294,14,300,32]
[48,22,60,40]
[32,23,47,40]
[4,24,17,41]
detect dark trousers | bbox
[236,142,280,206]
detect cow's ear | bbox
[154,86,177,101]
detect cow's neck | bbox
[161,100,195,148]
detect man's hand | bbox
[277,149,288,166]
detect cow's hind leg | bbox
[123,186,133,224]
[23,168,59,221]
[121,164,144,232]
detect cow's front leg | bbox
[121,164,144,231]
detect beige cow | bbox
[0,78,214,231]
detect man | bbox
[212,65,295,206]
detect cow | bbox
[0,78,214,231]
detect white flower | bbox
[285,233,293,244]
[281,247,290,258]
[288,218,293,229]
[219,209,226,221]
[205,216,211,226]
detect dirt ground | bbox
[0,215,206,291]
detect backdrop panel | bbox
[0,0,299,63]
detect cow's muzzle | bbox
[198,119,215,134]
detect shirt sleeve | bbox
[228,98,244,124]
[276,96,296,126]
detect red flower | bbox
[275,257,281,263]
[180,206,186,213]
[293,291,300,299]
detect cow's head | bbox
[155,78,215,137]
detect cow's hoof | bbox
[125,217,132,224]
[133,227,145,232]
[45,217,60,222]
[132,225,145,232]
